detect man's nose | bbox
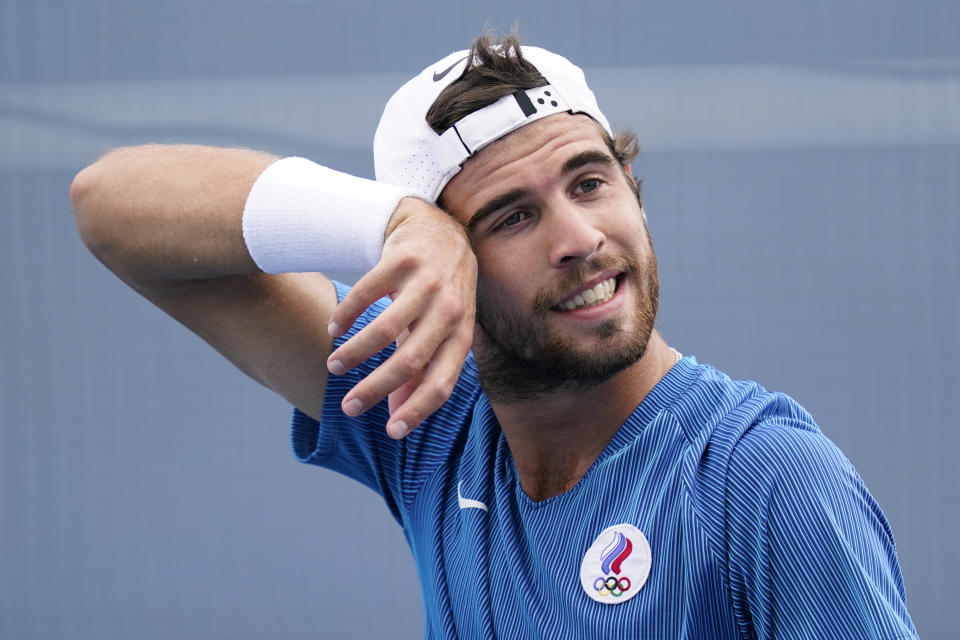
[546,200,606,267]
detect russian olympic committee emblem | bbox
[579,523,652,604]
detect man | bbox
[72,32,917,639]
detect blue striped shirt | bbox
[292,283,916,639]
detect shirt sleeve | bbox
[724,419,917,640]
[291,281,480,526]
[290,281,407,521]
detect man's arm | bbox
[725,423,917,639]
[70,144,476,435]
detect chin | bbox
[475,266,659,403]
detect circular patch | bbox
[579,523,651,604]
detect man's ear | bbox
[624,164,647,221]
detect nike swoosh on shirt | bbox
[433,56,468,82]
[457,481,488,512]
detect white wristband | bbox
[241,157,416,274]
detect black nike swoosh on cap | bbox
[432,56,468,82]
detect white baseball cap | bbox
[374,46,612,203]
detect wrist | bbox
[383,196,417,240]
[384,196,470,249]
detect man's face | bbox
[441,114,659,401]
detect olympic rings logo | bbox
[592,575,632,597]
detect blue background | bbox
[2,1,957,637]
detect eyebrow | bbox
[468,188,531,231]
[467,149,618,232]
[561,149,618,175]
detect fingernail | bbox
[343,398,364,417]
[390,421,409,438]
[327,321,341,337]
[327,359,345,375]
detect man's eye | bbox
[499,211,528,228]
[578,178,601,194]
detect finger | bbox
[387,375,420,417]
[387,329,418,415]
[326,281,439,374]
[338,295,467,417]
[385,328,473,438]
[327,262,408,338]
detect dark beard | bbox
[473,252,659,403]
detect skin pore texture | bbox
[441,114,679,501]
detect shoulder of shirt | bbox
[668,361,830,562]
[665,361,819,451]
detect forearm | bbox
[71,143,478,433]
[71,144,277,286]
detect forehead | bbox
[440,114,612,219]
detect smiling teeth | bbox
[558,278,617,311]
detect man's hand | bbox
[325,197,477,439]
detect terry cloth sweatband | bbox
[242,157,416,274]
[374,46,612,203]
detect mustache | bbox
[531,253,642,313]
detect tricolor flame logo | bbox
[599,531,633,575]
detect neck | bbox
[487,331,677,502]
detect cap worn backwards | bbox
[374,46,612,203]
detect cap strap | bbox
[437,84,571,168]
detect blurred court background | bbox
[2,1,957,637]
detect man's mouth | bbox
[552,276,618,311]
